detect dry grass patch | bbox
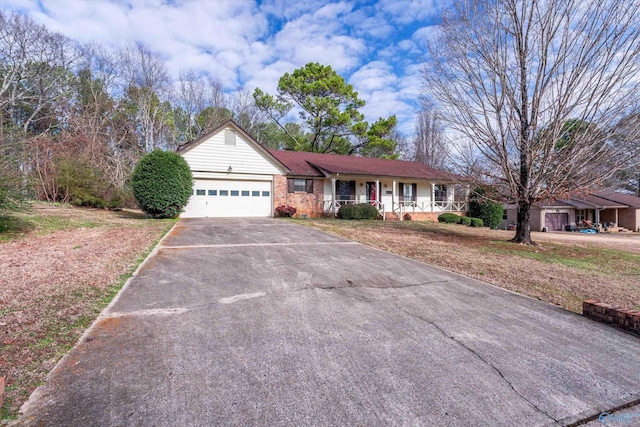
[0,204,175,421]
[299,219,640,314]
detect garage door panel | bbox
[545,213,568,231]
[182,179,272,218]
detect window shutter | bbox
[287,179,294,193]
[349,181,356,199]
[306,179,314,193]
[399,183,405,203]
[412,183,417,202]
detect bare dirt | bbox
[0,204,174,420]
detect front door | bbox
[366,182,377,205]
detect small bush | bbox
[131,150,193,218]
[275,205,297,217]
[459,216,472,226]
[338,203,379,220]
[470,217,484,227]
[438,213,460,224]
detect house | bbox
[503,191,640,232]
[177,120,467,219]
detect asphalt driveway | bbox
[16,219,640,426]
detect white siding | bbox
[182,126,283,175]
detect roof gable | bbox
[177,120,288,175]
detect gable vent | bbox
[224,129,236,145]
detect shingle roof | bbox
[268,150,457,180]
[571,194,628,209]
[596,190,640,208]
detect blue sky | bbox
[4,0,447,134]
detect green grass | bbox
[0,215,36,240]
[481,239,640,275]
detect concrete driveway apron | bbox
[16,218,640,426]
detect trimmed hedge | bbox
[459,216,472,226]
[338,203,379,220]
[438,213,460,223]
[131,150,193,218]
[470,217,484,227]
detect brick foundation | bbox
[400,211,465,222]
[273,175,325,218]
[583,300,640,335]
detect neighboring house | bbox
[177,120,467,219]
[503,191,640,232]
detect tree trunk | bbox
[511,199,534,244]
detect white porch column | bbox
[392,179,397,207]
[431,182,435,212]
[375,178,380,206]
[615,208,619,226]
[331,176,337,216]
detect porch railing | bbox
[323,199,466,219]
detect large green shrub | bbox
[131,150,193,218]
[469,186,504,229]
[438,213,460,223]
[338,203,379,220]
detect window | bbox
[576,209,586,223]
[262,191,270,197]
[224,129,236,145]
[434,184,447,202]
[503,209,508,220]
[336,180,355,203]
[242,190,250,196]
[208,190,217,196]
[196,189,205,196]
[220,190,229,196]
[252,191,260,197]
[287,178,313,193]
[399,183,417,206]
[230,190,239,196]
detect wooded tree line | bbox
[0,10,403,210]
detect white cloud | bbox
[377,0,444,25]
[2,0,433,137]
[349,61,397,92]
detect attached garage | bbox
[177,121,289,218]
[182,179,272,218]
[545,213,568,231]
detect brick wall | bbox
[273,175,325,218]
[583,300,640,335]
[401,211,466,222]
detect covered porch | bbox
[322,175,468,220]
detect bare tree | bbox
[423,0,640,244]
[413,100,448,169]
[0,10,77,135]
[118,42,173,152]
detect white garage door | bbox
[182,179,273,218]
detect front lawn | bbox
[0,204,175,421]
[299,219,640,314]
